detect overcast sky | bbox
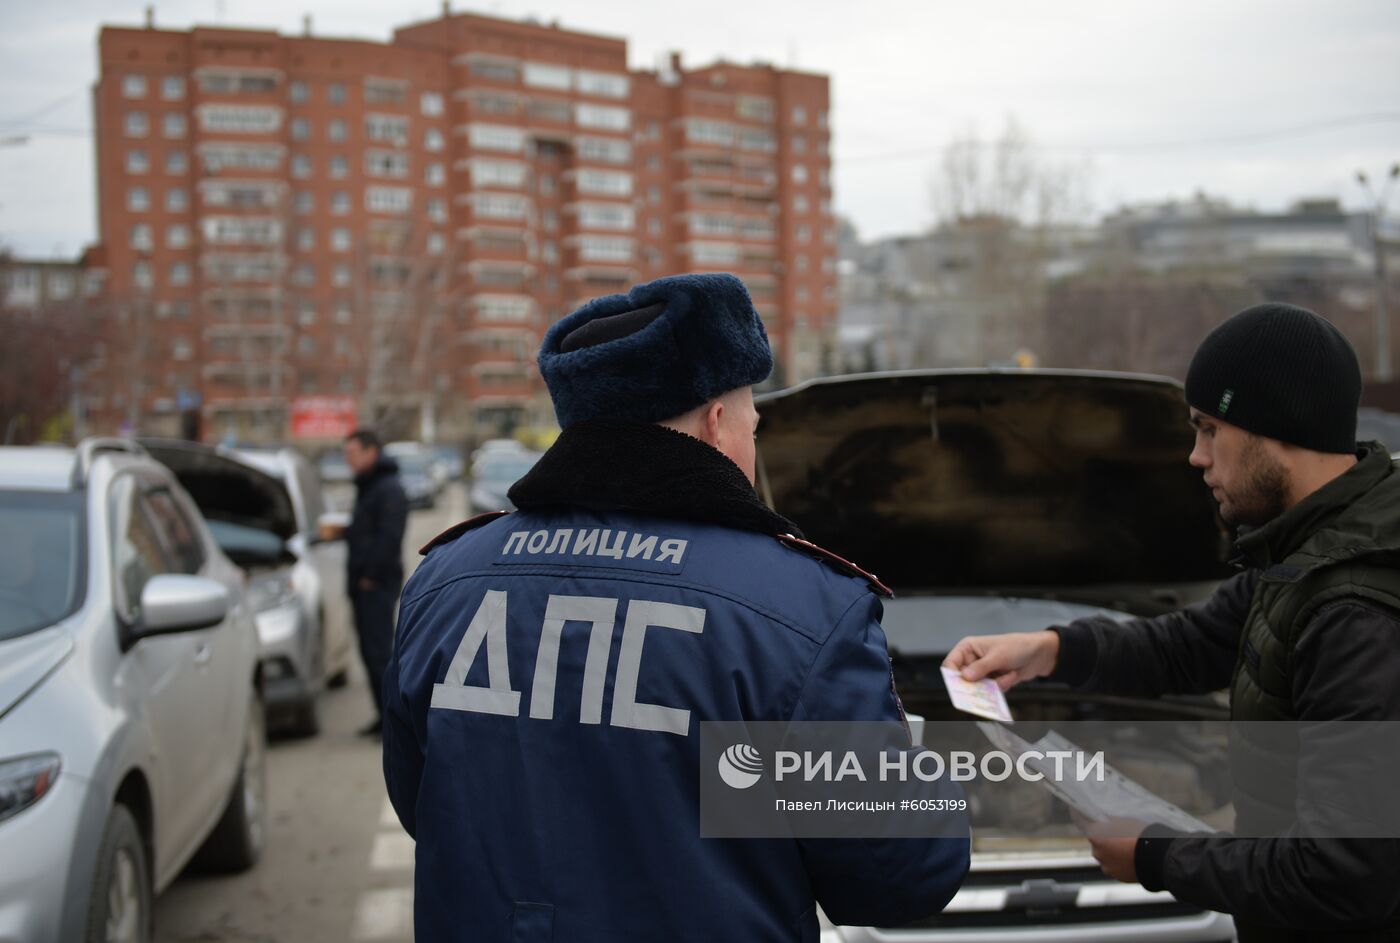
[1,0,1397,257]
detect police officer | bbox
[383,273,970,942]
[945,303,1400,940]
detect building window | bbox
[297,228,314,250]
[167,224,190,248]
[578,202,635,231]
[197,104,282,133]
[328,118,347,142]
[170,262,191,286]
[131,223,153,250]
[364,78,407,104]
[334,301,352,324]
[328,83,346,105]
[578,235,633,263]
[648,185,660,204]
[161,76,184,101]
[738,128,776,152]
[125,112,148,137]
[295,191,313,214]
[576,104,630,131]
[291,155,310,178]
[127,186,150,212]
[427,198,447,224]
[523,62,571,91]
[163,113,186,138]
[133,261,153,289]
[468,123,525,152]
[425,127,444,152]
[332,263,350,287]
[421,92,444,116]
[331,228,351,251]
[365,149,409,178]
[794,195,809,214]
[366,114,409,146]
[796,225,811,243]
[576,136,631,164]
[426,162,445,186]
[792,106,807,125]
[165,188,188,212]
[365,186,412,214]
[123,75,147,99]
[792,164,808,184]
[538,174,555,196]
[165,150,187,174]
[125,149,148,174]
[473,193,528,220]
[427,232,445,255]
[293,263,314,286]
[331,191,350,215]
[577,169,633,197]
[648,154,660,171]
[736,95,774,122]
[289,81,308,104]
[796,254,809,272]
[469,58,519,83]
[172,337,192,360]
[576,70,629,99]
[648,218,662,236]
[792,135,806,154]
[291,117,310,141]
[690,242,740,265]
[298,336,316,356]
[330,155,349,178]
[686,119,733,146]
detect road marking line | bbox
[351,887,414,940]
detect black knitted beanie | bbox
[1184,303,1361,454]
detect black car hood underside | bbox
[139,438,297,541]
[755,370,1232,591]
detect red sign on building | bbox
[290,396,358,440]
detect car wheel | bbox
[191,694,267,873]
[85,804,152,943]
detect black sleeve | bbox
[1135,600,1400,930]
[364,482,409,583]
[1046,570,1255,697]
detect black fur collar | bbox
[508,419,803,538]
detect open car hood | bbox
[755,370,1231,592]
[139,438,297,541]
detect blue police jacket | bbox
[383,422,970,942]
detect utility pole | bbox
[1357,163,1400,382]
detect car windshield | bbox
[0,490,86,640]
[205,519,288,568]
[396,454,430,476]
[478,458,537,482]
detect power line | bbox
[0,91,81,129]
[839,112,1400,165]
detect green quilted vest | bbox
[1227,444,1400,833]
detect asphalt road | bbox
[153,484,466,943]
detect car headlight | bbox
[0,753,61,823]
[248,571,297,613]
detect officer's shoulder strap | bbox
[774,533,894,598]
[419,510,511,556]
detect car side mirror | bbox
[135,574,230,637]
[315,511,350,543]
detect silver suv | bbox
[0,439,266,943]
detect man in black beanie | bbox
[945,302,1400,940]
[381,273,970,942]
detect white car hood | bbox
[0,626,74,720]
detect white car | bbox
[0,439,265,943]
[141,440,354,737]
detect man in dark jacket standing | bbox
[343,428,409,737]
[383,274,970,942]
[946,303,1400,941]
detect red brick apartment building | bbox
[86,8,835,443]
